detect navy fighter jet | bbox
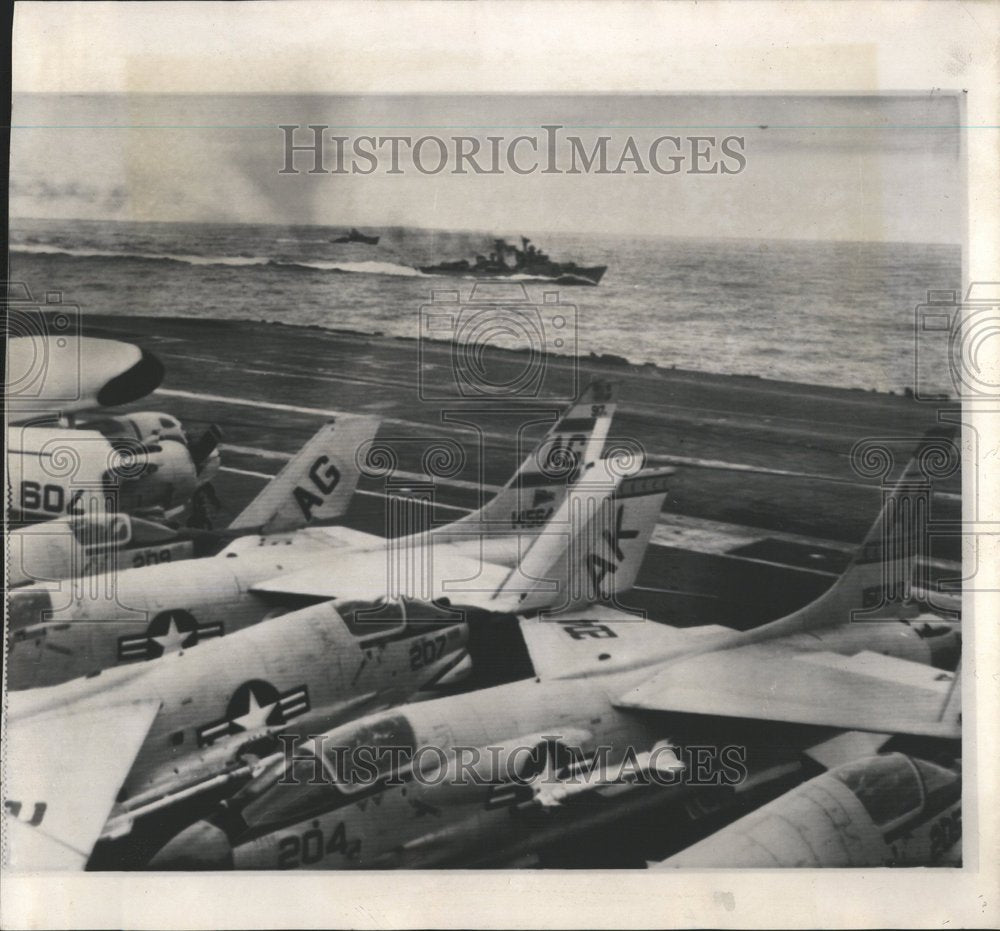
[7,335,220,524]
[7,382,617,689]
[147,433,961,870]
[2,446,661,870]
[8,416,379,587]
[654,750,961,868]
[2,592,474,870]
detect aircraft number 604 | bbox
[19,481,85,515]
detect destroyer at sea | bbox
[419,237,608,286]
[331,228,380,245]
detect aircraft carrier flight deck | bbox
[81,312,961,631]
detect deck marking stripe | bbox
[219,471,958,571]
[166,390,959,493]
[352,489,470,512]
[220,467,475,514]
[167,389,959,498]
[219,466,275,480]
[156,350,916,434]
[158,388,344,418]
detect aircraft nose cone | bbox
[8,589,53,632]
[149,821,234,870]
[928,628,962,670]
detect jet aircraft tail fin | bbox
[228,416,380,534]
[430,380,617,543]
[490,457,671,616]
[752,426,960,639]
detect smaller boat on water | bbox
[419,237,607,286]
[331,228,380,246]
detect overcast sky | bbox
[11,93,963,243]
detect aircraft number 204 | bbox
[277,819,361,868]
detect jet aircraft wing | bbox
[249,546,521,613]
[517,607,732,680]
[615,643,960,739]
[2,700,160,870]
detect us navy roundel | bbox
[117,609,224,661]
[196,679,311,748]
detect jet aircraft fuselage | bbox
[9,596,471,817]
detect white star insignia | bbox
[232,689,277,732]
[151,616,193,653]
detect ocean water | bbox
[9,218,960,394]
